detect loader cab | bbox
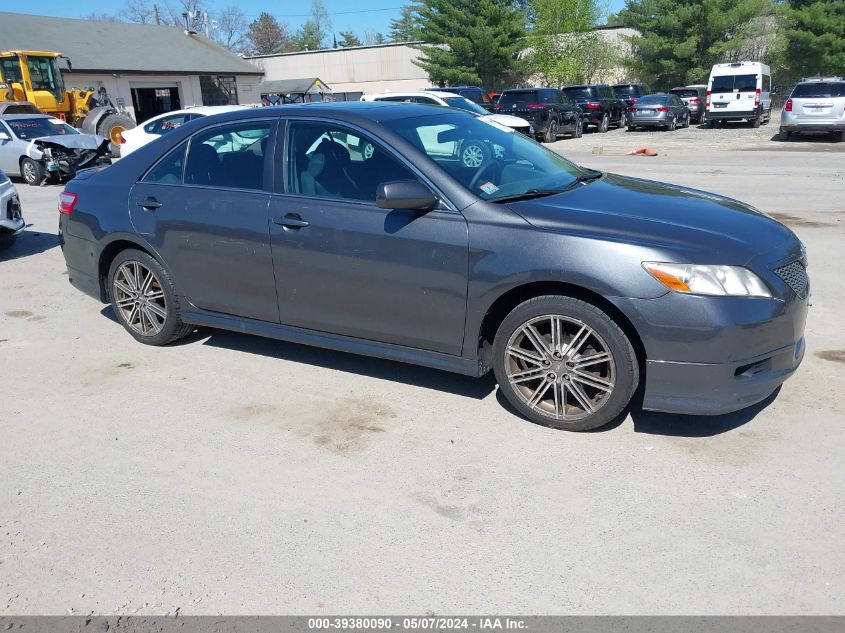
[0,51,71,113]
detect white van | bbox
[706,62,773,127]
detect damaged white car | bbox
[0,114,111,186]
[0,168,24,250]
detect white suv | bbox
[779,77,845,141]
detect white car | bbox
[119,105,250,156]
[360,91,534,136]
[0,168,24,250]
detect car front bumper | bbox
[0,181,24,234]
[610,272,809,416]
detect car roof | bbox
[501,88,550,92]
[0,113,55,121]
[367,91,454,99]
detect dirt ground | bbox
[1,112,843,615]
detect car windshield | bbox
[443,96,488,115]
[6,118,79,139]
[637,95,670,105]
[711,74,758,93]
[497,91,538,106]
[383,111,585,202]
[792,82,845,98]
[562,87,593,100]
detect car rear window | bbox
[613,85,638,96]
[669,89,698,98]
[637,95,670,105]
[562,87,594,100]
[792,82,845,98]
[498,91,538,106]
[711,74,758,93]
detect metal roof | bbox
[0,11,263,76]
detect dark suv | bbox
[563,84,627,132]
[613,83,653,107]
[430,87,495,112]
[495,88,583,142]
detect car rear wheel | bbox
[108,249,193,346]
[0,231,16,251]
[779,128,790,141]
[667,116,677,131]
[493,295,639,431]
[21,158,46,186]
[571,118,583,138]
[752,116,761,128]
[544,119,559,143]
[598,113,609,133]
[627,125,636,132]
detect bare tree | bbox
[213,6,248,51]
[82,12,121,22]
[163,0,206,30]
[119,0,157,24]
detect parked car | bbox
[779,77,845,141]
[360,91,533,137]
[0,167,24,250]
[706,61,773,127]
[119,105,249,156]
[612,83,652,108]
[59,103,808,431]
[669,86,707,123]
[627,93,691,131]
[495,88,583,142]
[428,86,496,112]
[0,114,111,186]
[562,84,626,133]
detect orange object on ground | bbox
[625,147,658,156]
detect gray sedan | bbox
[627,94,690,131]
[0,114,111,186]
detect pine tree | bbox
[245,12,292,55]
[413,0,526,89]
[782,0,845,78]
[389,4,421,42]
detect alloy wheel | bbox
[504,315,616,421]
[112,260,168,336]
[23,161,37,184]
[462,144,484,168]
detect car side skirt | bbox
[180,309,484,377]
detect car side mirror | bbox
[376,180,439,211]
[0,132,9,141]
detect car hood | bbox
[481,113,531,128]
[508,172,797,264]
[30,134,109,152]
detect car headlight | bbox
[643,262,772,298]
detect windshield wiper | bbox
[490,189,565,203]
[558,168,603,193]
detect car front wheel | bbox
[493,295,639,431]
[108,249,193,346]
[0,231,16,251]
[21,158,46,186]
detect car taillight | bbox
[754,88,761,106]
[656,106,669,112]
[585,102,601,110]
[689,97,700,103]
[706,90,711,108]
[785,98,793,112]
[58,191,78,215]
[627,107,637,112]
[630,98,638,104]
[525,103,545,109]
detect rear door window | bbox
[712,74,758,93]
[143,141,187,185]
[184,121,272,190]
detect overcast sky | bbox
[19,0,628,39]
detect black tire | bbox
[627,125,636,132]
[571,118,583,138]
[682,112,690,128]
[0,231,16,251]
[598,112,609,133]
[493,295,639,431]
[460,139,491,168]
[779,128,790,141]
[96,112,136,157]
[20,158,45,186]
[752,115,761,128]
[667,115,677,131]
[544,118,559,143]
[107,248,193,346]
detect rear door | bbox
[791,82,845,120]
[710,73,758,114]
[129,119,280,323]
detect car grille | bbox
[773,260,809,299]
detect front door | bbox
[129,120,279,323]
[269,120,469,356]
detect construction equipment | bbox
[0,50,135,155]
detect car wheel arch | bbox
[97,238,161,301]
[475,280,646,376]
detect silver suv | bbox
[780,77,845,141]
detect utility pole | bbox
[153,4,160,26]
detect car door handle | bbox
[273,213,309,229]
[137,197,163,210]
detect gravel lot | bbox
[1,115,843,615]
